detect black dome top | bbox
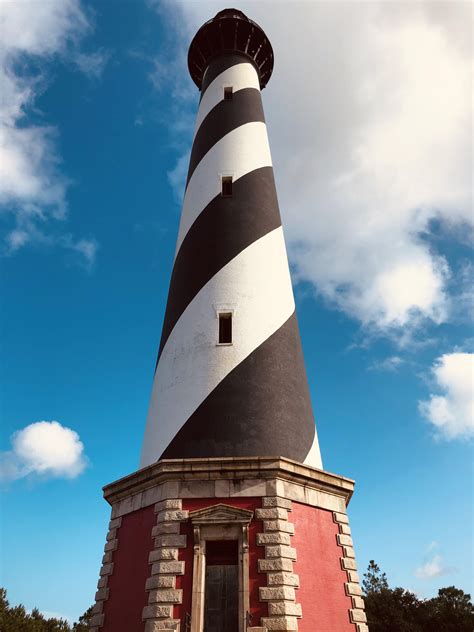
[188,8,274,90]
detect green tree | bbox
[72,605,93,631]
[426,586,474,632]
[0,588,93,632]
[363,585,427,632]
[362,563,474,632]
[362,559,389,594]
[0,587,30,632]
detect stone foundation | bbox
[89,456,367,632]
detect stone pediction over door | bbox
[140,8,321,470]
[89,9,368,632]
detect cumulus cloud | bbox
[0,0,100,265]
[418,352,474,440]
[155,1,472,336]
[0,420,87,482]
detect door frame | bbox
[188,504,254,632]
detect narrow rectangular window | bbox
[221,176,233,197]
[218,312,232,344]
[224,86,233,101]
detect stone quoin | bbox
[89,8,368,632]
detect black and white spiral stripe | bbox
[140,54,322,470]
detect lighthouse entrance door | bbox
[204,540,238,632]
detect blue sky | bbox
[1,0,472,622]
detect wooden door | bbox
[204,564,238,632]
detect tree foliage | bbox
[0,588,92,632]
[3,568,474,632]
[363,561,474,632]
[362,559,389,594]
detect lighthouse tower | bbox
[89,9,368,632]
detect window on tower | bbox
[224,86,233,100]
[218,312,232,344]
[221,176,233,197]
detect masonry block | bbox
[265,545,297,560]
[263,521,295,534]
[351,596,365,609]
[89,613,104,627]
[256,507,289,521]
[108,517,122,530]
[268,602,302,617]
[259,586,296,601]
[145,603,173,618]
[155,534,187,548]
[148,589,183,604]
[261,616,299,630]
[156,510,189,523]
[258,558,294,573]
[333,511,349,524]
[337,533,353,547]
[341,557,357,571]
[144,621,180,632]
[151,561,185,575]
[345,582,363,597]
[154,499,182,513]
[143,608,180,628]
[104,539,118,553]
[149,548,179,562]
[97,576,107,589]
[267,572,300,587]
[152,523,181,537]
[146,575,176,591]
[99,563,114,576]
[94,587,109,602]
[257,532,291,546]
[102,551,113,564]
[92,602,103,614]
[347,570,360,583]
[350,608,368,623]
[262,497,292,510]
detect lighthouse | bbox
[89,9,368,632]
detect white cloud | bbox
[71,237,98,266]
[155,1,472,336]
[369,355,404,372]
[0,420,87,482]
[58,234,98,270]
[167,151,190,202]
[74,49,110,79]
[419,352,474,440]
[415,554,451,579]
[414,542,456,580]
[0,0,100,266]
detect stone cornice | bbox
[103,456,354,507]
